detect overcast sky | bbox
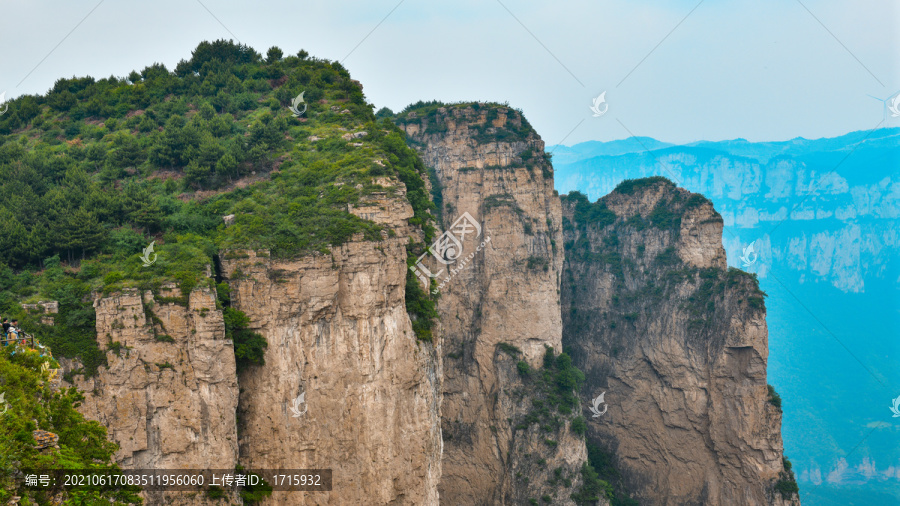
[2,0,898,144]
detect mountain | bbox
[549,137,674,165]
[0,42,800,505]
[398,102,798,505]
[549,131,900,505]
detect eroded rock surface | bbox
[561,180,800,506]
[221,177,442,506]
[403,104,592,505]
[68,286,239,505]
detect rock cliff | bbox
[401,104,593,505]
[57,98,799,506]
[68,285,240,505]
[219,176,442,506]
[560,179,801,505]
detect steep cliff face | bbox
[68,285,239,505]
[220,177,442,506]
[560,179,800,506]
[402,104,592,505]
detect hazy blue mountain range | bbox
[550,128,900,506]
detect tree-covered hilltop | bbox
[0,40,437,374]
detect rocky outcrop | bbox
[220,177,442,506]
[402,104,592,505]
[67,285,239,505]
[561,180,800,505]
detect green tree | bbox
[216,153,239,182]
[266,46,284,63]
[199,101,216,121]
[64,208,106,261]
[107,132,144,169]
[123,185,164,232]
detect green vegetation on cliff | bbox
[563,180,766,337]
[507,346,623,505]
[0,40,437,370]
[775,457,800,499]
[0,347,141,504]
[396,100,536,145]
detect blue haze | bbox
[551,127,900,505]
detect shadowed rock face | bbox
[560,180,800,506]
[402,104,594,505]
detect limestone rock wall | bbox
[560,180,800,506]
[220,178,442,506]
[68,285,239,505]
[403,104,591,505]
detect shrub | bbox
[613,177,673,195]
[223,307,267,371]
[767,385,782,409]
[571,463,612,505]
[570,416,587,436]
[517,360,532,376]
[648,201,681,230]
[775,457,799,498]
[527,256,549,271]
[498,342,521,357]
[404,256,437,341]
[564,192,616,228]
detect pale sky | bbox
[2,0,898,144]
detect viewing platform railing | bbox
[1,332,37,347]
